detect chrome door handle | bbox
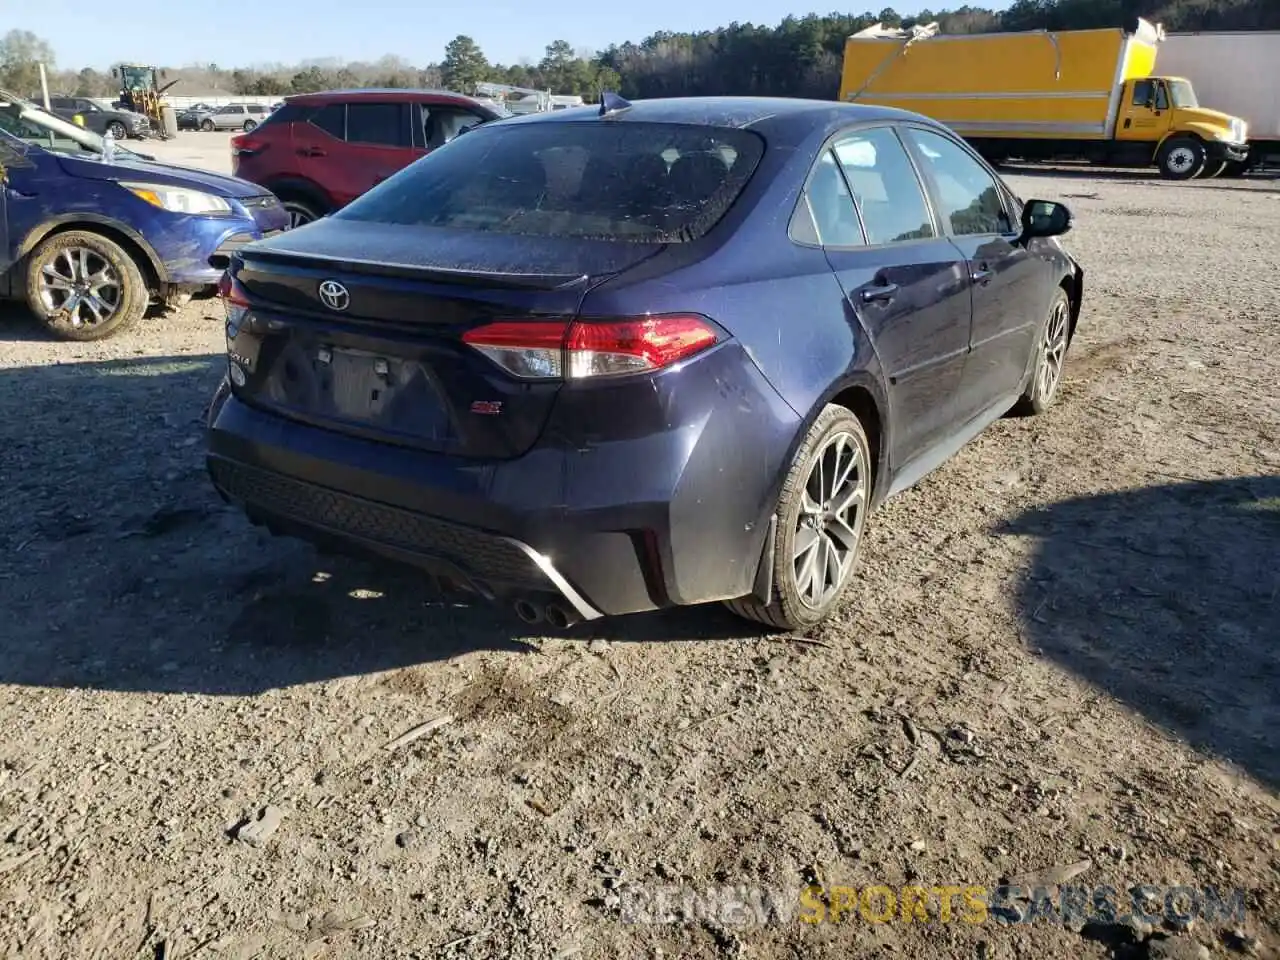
[971,268,993,285]
[860,282,899,303]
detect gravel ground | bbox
[1,167,1278,960]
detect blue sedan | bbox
[0,91,289,340]
[206,95,1082,632]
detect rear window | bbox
[335,120,765,243]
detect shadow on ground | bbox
[0,295,217,343]
[998,475,1280,789]
[0,354,748,698]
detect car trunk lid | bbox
[224,219,664,460]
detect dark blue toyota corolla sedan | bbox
[206,95,1083,632]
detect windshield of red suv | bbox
[334,120,765,242]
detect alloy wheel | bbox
[285,205,315,229]
[793,431,867,609]
[37,247,122,329]
[1038,297,1070,401]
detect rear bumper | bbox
[205,344,802,619]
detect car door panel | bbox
[900,125,1048,419]
[292,103,356,206]
[301,101,414,208]
[811,126,973,470]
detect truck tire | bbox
[1157,136,1206,180]
[24,230,150,341]
[1220,160,1248,178]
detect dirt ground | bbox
[1,166,1278,960]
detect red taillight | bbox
[461,314,722,380]
[230,135,263,157]
[216,271,250,306]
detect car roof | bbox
[491,96,942,144]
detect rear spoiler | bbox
[238,247,592,291]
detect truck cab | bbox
[1118,75,1248,177]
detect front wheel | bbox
[725,404,871,631]
[1012,288,1072,416]
[201,118,214,132]
[281,199,323,229]
[24,231,149,341]
[1157,136,1206,180]
[106,120,127,140]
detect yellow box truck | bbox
[838,19,1250,179]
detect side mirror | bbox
[1017,199,1072,244]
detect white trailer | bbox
[1157,31,1280,171]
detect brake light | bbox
[216,270,249,306]
[462,314,722,380]
[230,135,263,157]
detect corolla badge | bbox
[318,280,350,312]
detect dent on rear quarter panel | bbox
[663,343,802,604]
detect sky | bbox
[6,0,1002,72]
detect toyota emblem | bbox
[318,280,350,312]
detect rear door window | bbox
[346,102,411,147]
[799,150,864,247]
[832,126,936,245]
[307,103,345,139]
[336,121,764,242]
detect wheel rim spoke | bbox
[792,525,820,563]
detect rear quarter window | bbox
[307,103,345,139]
[335,120,765,242]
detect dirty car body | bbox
[206,96,1083,629]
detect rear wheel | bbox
[243,119,257,132]
[24,230,149,341]
[1157,136,1206,180]
[725,404,871,631]
[1012,288,1071,416]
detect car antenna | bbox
[599,91,632,117]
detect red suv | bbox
[230,89,505,227]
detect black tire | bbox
[1012,288,1072,416]
[1204,161,1228,179]
[1157,136,1206,180]
[1220,160,1248,178]
[281,198,323,228]
[725,404,872,631]
[24,231,149,342]
[201,118,214,132]
[106,120,127,140]
[243,119,257,132]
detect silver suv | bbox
[200,103,270,132]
